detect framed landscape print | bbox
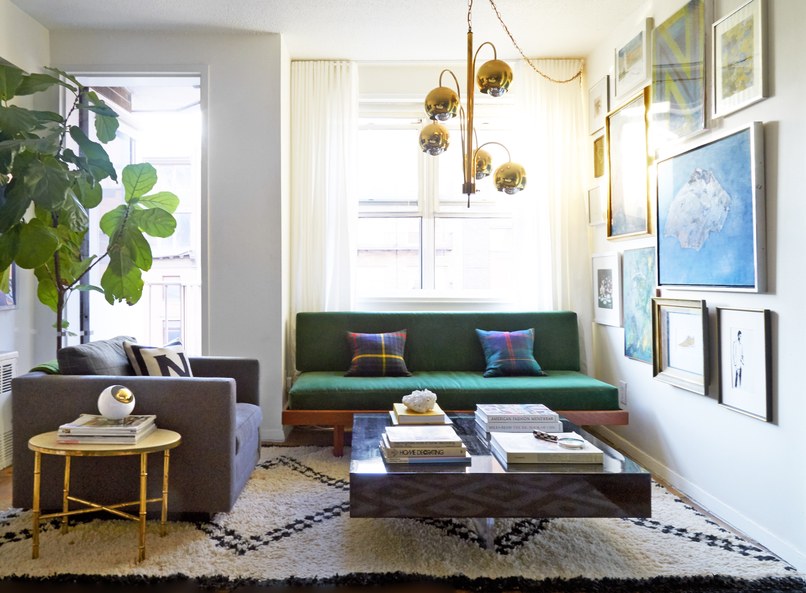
[656,121,765,292]
[713,0,767,118]
[652,297,709,395]
[651,0,707,148]
[588,75,609,135]
[606,87,650,239]
[593,134,605,179]
[623,246,656,363]
[592,253,622,327]
[614,18,653,103]
[717,307,771,421]
[0,264,15,310]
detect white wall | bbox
[0,0,50,372]
[585,0,806,571]
[48,30,289,440]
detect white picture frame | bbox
[587,186,605,226]
[614,18,653,104]
[592,253,622,327]
[652,297,709,395]
[588,75,609,135]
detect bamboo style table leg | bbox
[160,449,170,536]
[138,452,148,562]
[61,455,71,533]
[31,451,41,559]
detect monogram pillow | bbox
[123,339,194,377]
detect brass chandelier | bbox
[418,0,527,207]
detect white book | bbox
[490,430,603,465]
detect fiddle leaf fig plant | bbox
[0,64,179,351]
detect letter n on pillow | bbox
[124,340,194,377]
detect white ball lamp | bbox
[98,385,135,420]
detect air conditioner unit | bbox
[0,351,18,469]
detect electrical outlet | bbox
[618,380,628,406]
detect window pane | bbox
[356,218,421,292]
[434,218,515,291]
[357,129,420,209]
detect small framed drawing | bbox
[713,0,767,118]
[593,134,605,179]
[623,246,656,363]
[650,0,707,147]
[592,253,622,327]
[717,307,772,421]
[0,264,16,310]
[656,121,765,291]
[614,18,653,103]
[588,75,609,135]
[587,186,604,226]
[606,87,650,240]
[652,297,709,394]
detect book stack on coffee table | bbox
[379,424,470,464]
[475,403,563,435]
[57,414,157,444]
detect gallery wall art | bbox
[623,247,656,363]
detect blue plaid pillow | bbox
[345,330,412,377]
[476,328,546,378]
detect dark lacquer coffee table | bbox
[349,413,651,524]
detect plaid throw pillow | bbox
[345,330,412,377]
[475,328,546,378]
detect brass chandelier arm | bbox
[438,69,462,104]
[475,141,511,162]
[486,0,583,84]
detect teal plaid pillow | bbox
[476,328,546,378]
[345,330,412,377]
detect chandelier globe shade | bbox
[477,59,513,97]
[474,148,493,179]
[425,86,460,122]
[494,161,527,194]
[419,122,450,155]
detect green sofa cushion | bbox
[288,370,618,411]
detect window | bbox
[356,103,518,300]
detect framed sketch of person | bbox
[717,307,772,421]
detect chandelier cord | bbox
[485,0,583,84]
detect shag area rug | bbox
[1,446,804,592]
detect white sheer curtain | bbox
[512,59,588,314]
[290,61,358,314]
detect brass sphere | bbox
[474,149,493,180]
[419,122,450,155]
[477,59,513,97]
[113,386,134,404]
[494,162,527,194]
[424,86,460,122]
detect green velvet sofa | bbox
[283,311,627,455]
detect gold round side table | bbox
[28,428,182,563]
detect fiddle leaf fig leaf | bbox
[26,156,70,210]
[138,191,179,214]
[0,266,8,294]
[100,204,128,238]
[0,224,20,270]
[14,72,63,96]
[16,218,59,269]
[34,266,59,313]
[122,225,153,271]
[0,65,24,101]
[101,251,143,305]
[0,180,32,233]
[68,126,117,182]
[85,91,120,143]
[122,163,157,200]
[132,207,176,238]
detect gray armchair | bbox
[12,355,262,519]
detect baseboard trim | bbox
[594,425,806,572]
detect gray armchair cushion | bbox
[57,336,136,375]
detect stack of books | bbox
[489,430,604,467]
[389,402,448,425]
[475,403,562,435]
[57,414,157,444]
[379,424,470,464]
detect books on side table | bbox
[57,414,158,444]
[489,430,604,466]
[389,402,450,425]
[380,423,470,464]
[475,403,563,434]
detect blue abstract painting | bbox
[656,124,764,290]
[623,247,656,363]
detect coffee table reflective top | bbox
[349,413,651,519]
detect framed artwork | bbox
[717,307,771,421]
[651,0,707,148]
[587,186,605,226]
[623,246,656,363]
[0,264,15,310]
[713,0,767,118]
[652,297,709,395]
[592,253,622,327]
[614,18,653,103]
[656,121,765,292]
[588,75,609,135]
[606,87,650,240]
[593,134,605,179]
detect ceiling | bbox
[12,0,646,62]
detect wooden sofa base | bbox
[282,408,629,457]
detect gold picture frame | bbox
[652,297,709,395]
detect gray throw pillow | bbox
[57,336,137,376]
